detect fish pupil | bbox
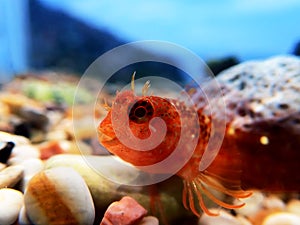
[135,107,147,118]
[129,100,154,123]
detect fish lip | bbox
[98,131,115,142]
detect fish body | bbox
[98,87,300,217]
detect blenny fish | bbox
[98,74,300,217]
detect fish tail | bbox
[181,172,252,217]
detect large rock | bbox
[203,55,300,191]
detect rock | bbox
[137,216,159,225]
[0,162,6,171]
[46,130,67,141]
[263,195,285,210]
[18,205,32,225]
[100,196,147,225]
[45,154,193,225]
[206,55,300,191]
[19,106,49,129]
[18,158,44,191]
[0,188,24,225]
[72,116,96,140]
[45,154,120,211]
[0,142,14,163]
[216,55,300,123]
[8,144,40,165]
[199,209,242,225]
[262,212,300,225]
[234,191,265,217]
[287,199,300,216]
[24,167,95,225]
[38,140,92,160]
[236,215,253,225]
[0,131,30,146]
[0,165,24,188]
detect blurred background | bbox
[1,0,300,84]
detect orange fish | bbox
[98,75,300,217]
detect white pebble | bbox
[287,199,300,216]
[18,205,32,225]
[0,165,24,188]
[25,167,95,225]
[0,163,6,171]
[138,216,159,225]
[19,159,44,191]
[0,188,24,225]
[234,191,265,217]
[8,145,40,165]
[262,212,300,225]
[20,158,44,177]
[199,209,242,225]
[263,195,285,210]
[236,215,253,225]
[0,131,30,146]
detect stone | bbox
[262,212,300,225]
[38,140,92,160]
[18,205,32,225]
[0,141,14,163]
[203,55,300,191]
[0,165,24,188]
[18,105,49,130]
[263,195,285,210]
[8,144,40,165]
[18,158,44,191]
[0,131,30,146]
[0,162,6,171]
[100,196,147,225]
[0,188,24,225]
[287,199,300,216]
[137,216,159,225]
[199,209,242,225]
[236,215,253,225]
[216,55,300,124]
[234,191,265,217]
[24,167,95,225]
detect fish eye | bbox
[129,100,154,123]
[134,106,147,118]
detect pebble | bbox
[263,195,285,210]
[0,162,6,171]
[137,216,159,225]
[234,191,265,217]
[0,165,24,188]
[18,105,49,130]
[8,144,40,165]
[262,212,300,225]
[138,216,159,225]
[0,188,24,225]
[38,140,92,160]
[100,196,147,225]
[0,131,30,146]
[24,167,95,225]
[199,209,243,225]
[0,141,14,163]
[236,215,253,225]
[18,158,44,191]
[287,199,300,216]
[18,205,32,225]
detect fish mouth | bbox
[98,131,115,143]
